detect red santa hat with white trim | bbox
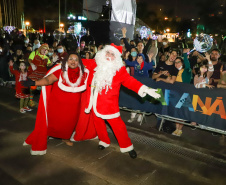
[103,43,123,58]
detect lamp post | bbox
[166,28,170,33]
[67,13,76,20]
[59,0,61,29]
[60,23,64,31]
[25,21,30,36]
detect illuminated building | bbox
[0,0,24,28]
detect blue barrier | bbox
[119,77,226,131]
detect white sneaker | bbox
[137,114,143,122]
[128,118,135,123]
[23,107,32,111]
[20,108,26,113]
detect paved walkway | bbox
[0,86,226,185]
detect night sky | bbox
[24,0,200,29]
[140,0,200,19]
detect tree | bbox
[197,0,225,34]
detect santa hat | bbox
[102,43,123,58]
[110,43,123,54]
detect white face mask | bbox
[0,49,2,52]
[163,42,167,46]
[57,48,63,53]
[34,43,41,49]
[178,66,183,70]
[48,52,53,56]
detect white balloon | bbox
[193,33,213,53]
[53,29,66,41]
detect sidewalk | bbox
[121,110,226,162]
[1,86,226,185]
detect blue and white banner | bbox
[119,77,226,130]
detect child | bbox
[191,53,214,127]
[125,53,154,123]
[9,60,32,113]
[194,53,214,89]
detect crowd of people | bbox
[0,27,226,157]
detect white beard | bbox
[94,46,124,94]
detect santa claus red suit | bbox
[23,62,97,155]
[81,44,160,158]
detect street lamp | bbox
[60,23,64,31]
[68,14,76,20]
[25,21,30,26]
[166,28,170,33]
[25,21,30,35]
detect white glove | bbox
[145,88,161,99]
[52,55,59,63]
[30,63,37,71]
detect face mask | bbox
[57,48,63,53]
[0,49,2,52]
[24,40,29,44]
[178,66,183,70]
[81,44,85,47]
[48,52,53,56]
[131,51,137,57]
[120,44,125,47]
[200,68,207,73]
[34,43,41,49]
[163,42,167,46]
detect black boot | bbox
[98,145,105,150]
[128,150,137,159]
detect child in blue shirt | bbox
[125,53,154,123]
[125,53,154,77]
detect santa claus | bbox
[81,43,160,159]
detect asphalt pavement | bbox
[0,85,226,185]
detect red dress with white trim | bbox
[24,64,97,155]
[9,66,31,98]
[47,67,84,138]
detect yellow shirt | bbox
[176,69,184,82]
[29,51,51,65]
